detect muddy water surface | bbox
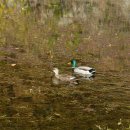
[0,46,130,130]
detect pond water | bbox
[0,46,130,130]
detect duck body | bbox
[74,66,96,78]
[70,59,96,79]
[52,68,78,84]
[55,73,76,82]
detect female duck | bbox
[52,68,78,84]
[69,59,96,79]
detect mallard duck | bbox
[52,68,78,84]
[68,59,96,79]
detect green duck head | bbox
[70,59,78,68]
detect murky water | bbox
[0,46,130,130]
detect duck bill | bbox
[67,62,71,65]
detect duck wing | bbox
[77,66,93,71]
[59,74,76,81]
[78,66,96,73]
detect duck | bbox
[52,68,78,84]
[68,59,96,79]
